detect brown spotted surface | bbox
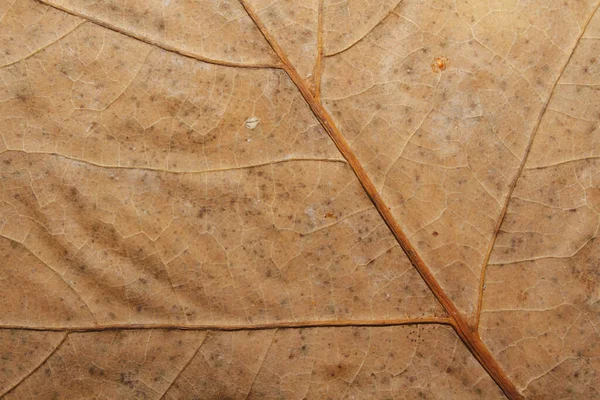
[0,0,598,399]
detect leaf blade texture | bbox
[1,0,599,398]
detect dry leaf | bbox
[1,0,599,398]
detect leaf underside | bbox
[1,0,599,399]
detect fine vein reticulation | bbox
[36,0,283,69]
[237,0,521,398]
[475,0,600,327]
[0,333,69,398]
[2,0,596,398]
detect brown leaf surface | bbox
[0,0,598,398]
[480,9,600,399]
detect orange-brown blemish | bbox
[431,56,448,73]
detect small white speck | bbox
[245,116,260,130]
[483,284,487,290]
